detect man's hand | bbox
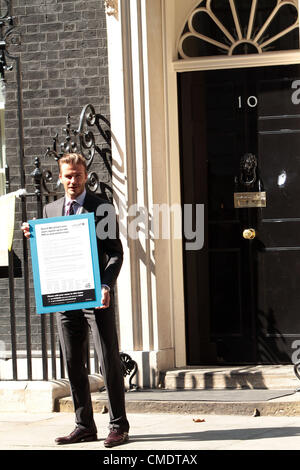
[96,286,110,309]
[21,222,31,239]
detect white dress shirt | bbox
[64,189,86,215]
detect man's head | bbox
[59,153,88,200]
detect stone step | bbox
[57,366,300,417]
[158,365,300,390]
[58,387,300,417]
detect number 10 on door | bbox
[238,96,258,109]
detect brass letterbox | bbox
[234,191,266,208]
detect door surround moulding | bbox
[173,49,300,73]
[162,0,300,367]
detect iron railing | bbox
[3,104,137,386]
[0,3,137,386]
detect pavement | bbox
[2,389,300,456]
[2,365,300,460]
[2,409,300,453]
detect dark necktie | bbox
[68,201,76,215]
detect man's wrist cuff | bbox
[102,284,110,292]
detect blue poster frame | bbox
[29,213,102,314]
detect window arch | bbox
[178,0,299,59]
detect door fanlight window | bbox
[178,0,299,59]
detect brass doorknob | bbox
[243,228,256,239]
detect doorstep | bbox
[57,365,300,417]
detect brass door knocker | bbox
[239,153,257,187]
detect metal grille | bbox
[3,104,113,381]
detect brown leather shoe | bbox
[55,427,97,445]
[104,429,129,448]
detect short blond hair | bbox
[58,153,87,172]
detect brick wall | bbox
[0,0,111,371]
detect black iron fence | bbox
[0,3,137,386]
[2,104,130,383]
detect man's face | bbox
[59,162,88,200]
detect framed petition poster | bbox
[29,213,102,314]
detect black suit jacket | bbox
[43,191,123,290]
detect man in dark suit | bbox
[22,153,129,447]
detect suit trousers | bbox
[56,305,129,433]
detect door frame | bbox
[173,51,300,73]
[162,0,300,367]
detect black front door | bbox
[179,64,300,365]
